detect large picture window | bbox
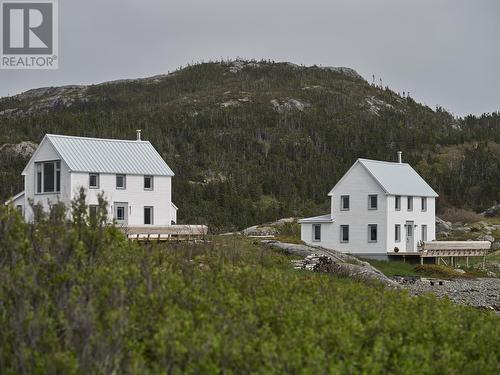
[35,161,61,194]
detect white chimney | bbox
[397,151,402,163]
[136,129,142,141]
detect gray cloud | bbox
[0,0,498,116]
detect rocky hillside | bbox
[0,60,499,231]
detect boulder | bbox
[478,235,495,243]
[436,217,452,234]
[483,204,500,217]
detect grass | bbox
[361,259,488,279]
[360,259,420,276]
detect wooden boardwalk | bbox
[120,225,209,242]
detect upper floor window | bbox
[368,224,378,243]
[144,175,154,190]
[395,195,401,211]
[340,195,350,211]
[35,161,61,194]
[368,195,378,210]
[340,225,349,243]
[89,173,99,189]
[407,196,413,211]
[421,197,427,212]
[116,174,126,189]
[312,224,321,242]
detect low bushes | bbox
[1,198,499,374]
[439,207,482,223]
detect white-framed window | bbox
[395,195,401,211]
[395,224,401,242]
[116,206,126,221]
[340,195,350,211]
[368,224,378,243]
[89,205,98,220]
[16,205,23,215]
[407,196,413,211]
[368,194,378,210]
[116,174,126,189]
[421,197,427,212]
[340,225,349,243]
[35,160,61,194]
[89,173,99,189]
[144,175,154,190]
[144,206,154,225]
[421,224,427,242]
[312,224,321,242]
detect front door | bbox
[405,221,414,251]
[114,202,128,225]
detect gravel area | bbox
[404,278,500,313]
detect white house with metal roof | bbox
[299,153,438,258]
[8,132,177,226]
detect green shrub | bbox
[0,200,499,374]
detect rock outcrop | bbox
[436,217,452,236]
[0,141,37,159]
[262,240,399,288]
[436,217,497,242]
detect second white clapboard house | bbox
[299,153,438,259]
[9,132,177,226]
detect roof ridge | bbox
[358,158,409,166]
[46,134,149,144]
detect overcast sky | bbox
[1,0,498,117]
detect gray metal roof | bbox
[298,214,334,223]
[357,158,438,197]
[44,134,174,176]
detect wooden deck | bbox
[120,225,209,242]
[388,241,491,266]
